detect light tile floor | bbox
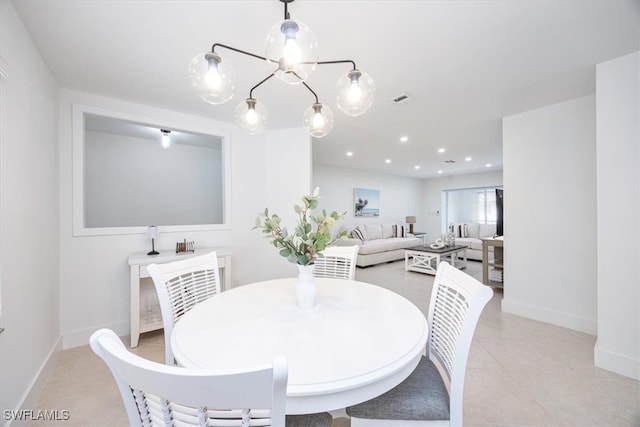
[28,260,639,426]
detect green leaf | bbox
[280,248,291,257]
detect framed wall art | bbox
[354,188,380,217]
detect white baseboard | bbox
[501,298,597,335]
[4,337,62,427]
[62,320,129,349]
[594,344,640,380]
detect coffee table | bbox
[405,244,468,275]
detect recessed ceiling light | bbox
[465,157,472,162]
[385,159,391,164]
[438,148,446,153]
[414,165,420,170]
[485,163,492,168]
[437,170,443,174]
[346,151,353,157]
[400,136,408,143]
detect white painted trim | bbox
[594,344,640,380]
[6,337,62,426]
[62,320,129,350]
[71,103,232,236]
[502,298,597,335]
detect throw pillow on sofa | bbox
[394,224,407,237]
[449,223,469,238]
[350,226,366,241]
[364,224,383,240]
[381,223,395,239]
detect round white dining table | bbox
[171,277,428,415]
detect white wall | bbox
[0,1,60,420]
[594,52,639,380]
[312,164,424,236]
[58,90,311,348]
[420,171,503,239]
[502,95,597,334]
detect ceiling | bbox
[85,114,223,149]
[11,0,639,178]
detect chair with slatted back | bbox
[147,252,221,365]
[90,329,333,427]
[346,261,493,426]
[313,245,359,280]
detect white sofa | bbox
[448,222,497,261]
[335,223,421,267]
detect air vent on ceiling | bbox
[444,160,456,164]
[390,92,413,105]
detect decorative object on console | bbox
[147,226,159,256]
[188,0,375,137]
[176,239,195,254]
[254,188,346,309]
[405,216,416,234]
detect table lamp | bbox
[406,216,416,234]
[147,225,159,255]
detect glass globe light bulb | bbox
[265,19,318,85]
[234,98,268,135]
[312,111,325,128]
[303,103,334,138]
[348,79,362,102]
[205,66,222,89]
[188,52,236,104]
[245,108,258,125]
[336,69,375,116]
[283,38,301,67]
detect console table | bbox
[128,247,232,347]
[482,237,503,288]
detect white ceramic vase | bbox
[296,264,316,310]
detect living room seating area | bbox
[336,223,421,267]
[448,222,497,261]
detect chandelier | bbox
[188,0,375,138]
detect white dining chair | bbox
[313,245,359,280]
[346,261,493,426]
[147,251,221,365]
[90,329,333,427]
